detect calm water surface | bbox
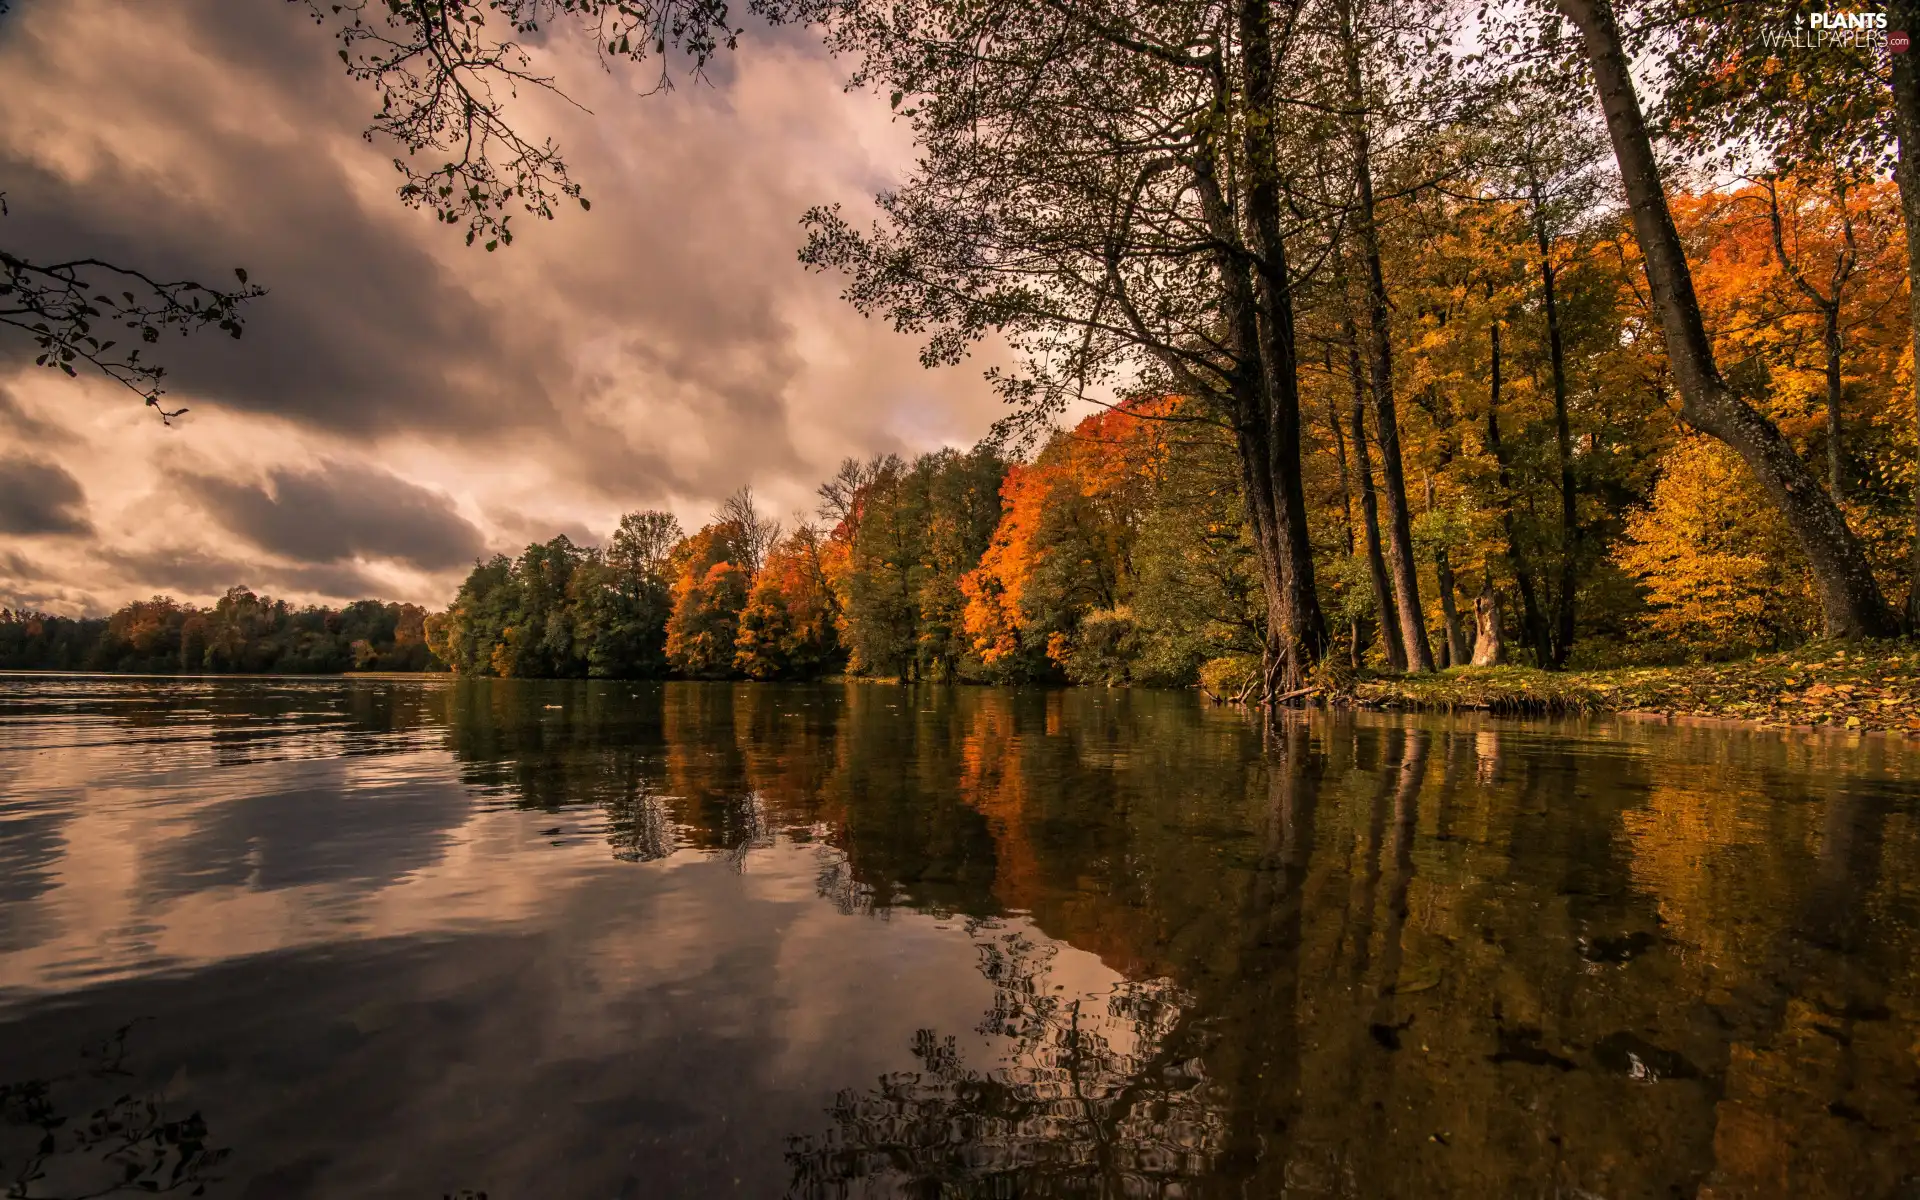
[1,676,1918,1198]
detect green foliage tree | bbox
[834,447,1007,680]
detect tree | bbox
[713,488,781,578]
[1332,0,1435,672]
[1650,0,1920,630]
[1756,176,1874,501]
[1893,0,1920,626]
[732,577,796,679]
[607,509,683,581]
[1551,0,1900,638]
[572,509,682,677]
[1617,437,1818,656]
[803,0,1358,695]
[958,403,1165,681]
[666,560,750,677]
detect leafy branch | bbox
[0,193,263,424]
[298,0,753,250]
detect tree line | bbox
[443,154,1920,696]
[0,589,440,674]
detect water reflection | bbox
[0,676,1917,1196]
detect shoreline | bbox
[11,651,1920,740]
[1343,647,1920,737]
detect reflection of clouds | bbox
[0,683,583,991]
[0,811,68,956]
[0,837,1012,1197]
[140,756,471,901]
[0,811,68,908]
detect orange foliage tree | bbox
[960,399,1174,680]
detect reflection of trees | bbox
[419,679,1920,1195]
[0,1024,227,1199]
[785,925,1222,1198]
[603,777,679,863]
[813,844,881,917]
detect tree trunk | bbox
[1557,0,1897,639]
[1434,548,1462,668]
[1534,209,1579,669]
[1189,89,1325,696]
[1767,177,1855,505]
[1472,578,1505,666]
[1339,0,1434,672]
[1347,313,1406,671]
[1236,0,1328,693]
[1329,390,1356,555]
[1328,390,1371,668]
[1424,387,1473,666]
[1823,302,1846,502]
[1895,0,1920,629]
[1487,316,1551,663]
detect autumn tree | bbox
[666,560,750,677]
[732,525,843,679]
[1548,0,1900,638]
[960,402,1169,682]
[1617,437,1819,656]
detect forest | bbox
[17,156,1920,690]
[0,591,440,674]
[430,187,1918,692]
[430,0,1920,699]
[8,1,1920,701]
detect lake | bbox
[0,675,1916,1198]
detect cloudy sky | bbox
[0,0,1012,616]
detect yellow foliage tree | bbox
[1616,438,1819,658]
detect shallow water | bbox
[0,675,1917,1198]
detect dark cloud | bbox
[264,560,399,601]
[0,456,92,535]
[0,0,842,467]
[95,547,263,596]
[0,0,1009,613]
[92,546,393,605]
[180,461,485,571]
[0,5,548,439]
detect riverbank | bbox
[1347,642,1920,735]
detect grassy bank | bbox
[1347,642,1920,735]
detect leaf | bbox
[1395,969,1443,995]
